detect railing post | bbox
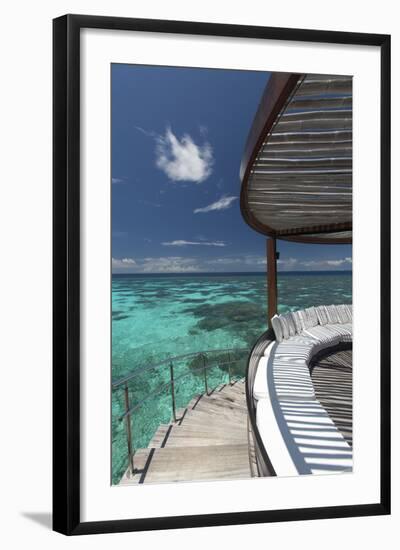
[169,362,177,422]
[227,351,232,385]
[124,383,135,476]
[202,353,209,395]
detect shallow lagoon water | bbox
[112,271,352,483]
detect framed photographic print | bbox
[53,14,391,535]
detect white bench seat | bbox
[303,325,343,346]
[253,343,275,400]
[254,304,353,476]
[257,396,353,476]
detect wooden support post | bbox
[267,237,278,326]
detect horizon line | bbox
[112,269,352,275]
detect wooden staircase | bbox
[119,380,251,484]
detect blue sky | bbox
[112,64,352,274]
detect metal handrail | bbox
[118,357,245,421]
[112,347,249,388]
[114,348,249,478]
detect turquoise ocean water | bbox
[112,271,352,483]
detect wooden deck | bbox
[310,348,352,447]
[119,347,352,485]
[119,380,251,485]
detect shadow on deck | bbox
[310,349,352,447]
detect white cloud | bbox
[111,253,352,274]
[139,199,162,208]
[194,196,237,214]
[135,126,157,138]
[244,256,267,266]
[162,240,226,247]
[211,254,351,270]
[277,257,352,270]
[199,125,208,137]
[301,257,352,269]
[112,256,201,273]
[277,257,298,268]
[141,256,200,273]
[206,255,266,267]
[112,257,137,268]
[325,259,347,267]
[206,258,243,265]
[112,177,125,184]
[155,127,213,183]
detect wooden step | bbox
[174,414,246,430]
[186,394,203,410]
[165,429,247,448]
[217,388,246,400]
[148,424,171,448]
[180,409,247,430]
[201,388,246,402]
[121,445,251,484]
[119,446,154,485]
[194,398,246,415]
[119,379,251,485]
[175,407,186,417]
[172,421,247,437]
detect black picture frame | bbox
[53,14,391,535]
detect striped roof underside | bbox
[247,74,352,240]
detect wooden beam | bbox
[276,221,352,237]
[279,234,352,245]
[240,73,303,238]
[267,238,278,326]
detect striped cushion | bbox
[341,322,353,342]
[345,304,353,322]
[326,304,340,324]
[274,342,314,364]
[336,304,350,323]
[271,361,316,399]
[303,325,342,346]
[281,312,296,338]
[316,305,329,325]
[274,306,353,356]
[291,310,304,333]
[329,323,353,339]
[304,306,318,328]
[279,314,290,340]
[271,314,284,342]
[298,310,309,329]
[342,322,352,333]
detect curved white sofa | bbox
[254,304,353,476]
